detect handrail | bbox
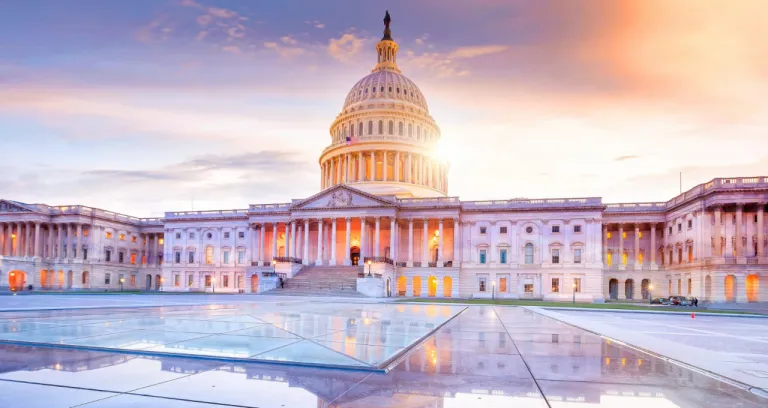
[363,256,393,265]
[273,257,302,264]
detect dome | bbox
[342,70,429,111]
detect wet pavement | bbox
[0,304,764,407]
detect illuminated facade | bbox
[0,14,766,302]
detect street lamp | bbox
[492,281,496,301]
[119,278,124,292]
[649,283,654,304]
[572,282,577,304]
[272,259,277,274]
[367,259,372,277]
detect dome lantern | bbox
[373,10,401,74]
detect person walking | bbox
[279,277,284,289]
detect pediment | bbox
[292,185,396,210]
[0,200,36,214]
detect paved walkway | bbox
[531,307,768,395]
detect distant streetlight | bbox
[649,284,654,304]
[119,278,124,292]
[367,259,372,277]
[492,281,496,301]
[572,282,577,304]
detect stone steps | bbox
[262,265,366,298]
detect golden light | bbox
[434,230,440,236]
[272,260,277,265]
[9,272,14,277]
[158,238,164,244]
[649,284,654,290]
[367,260,372,265]
[11,233,16,238]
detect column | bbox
[271,223,277,260]
[383,151,388,181]
[650,224,657,266]
[360,217,367,260]
[34,222,41,257]
[374,217,381,257]
[735,204,743,257]
[407,218,414,266]
[143,233,149,266]
[330,218,337,265]
[259,223,265,262]
[390,218,396,261]
[369,151,375,180]
[602,224,608,266]
[437,218,444,267]
[618,224,624,269]
[67,223,73,260]
[153,233,159,266]
[422,218,429,264]
[357,151,363,181]
[344,217,351,266]
[453,218,460,264]
[26,222,32,257]
[1,223,6,256]
[714,206,722,256]
[75,224,82,260]
[303,219,310,265]
[758,204,765,257]
[419,155,424,185]
[291,221,297,258]
[406,153,412,183]
[316,219,324,265]
[395,152,400,181]
[634,224,640,268]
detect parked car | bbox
[651,297,670,305]
[678,297,692,306]
[668,296,682,305]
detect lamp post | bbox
[119,278,124,292]
[367,259,372,277]
[572,282,577,304]
[272,259,277,274]
[649,283,654,304]
[492,281,496,301]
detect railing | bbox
[747,257,759,265]
[363,256,393,265]
[398,197,461,207]
[261,272,287,278]
[39,205,164,225]
[165,209,249,219]
[249,203,291,212]
[413,261,422,267]
[604,202,667,213]
[462,197,602,210]
[396,261,407,267]
[725,257,737,265]
[357,272,382,279]
[273,257,302,264]
[427,262,437,267]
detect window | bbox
[238,249,245,264]
[118,252,124,264]
[479,249,487,264]
[574,225,582,233]
[388,86,392,92]
[206,232,212,239]
[175,232,181,239]
[408,123,413,137]
[206,247,214,264]
[552,278,560,293]
[189,232,195,239]
[105,250,111,262]
[606,232,611,239]
[188,275,194,287]
[130,275,136,286]
[223,275,229,288]
[130,253,137,265]
[119,234,125,241]
[478,277,487,292]
[524,283,533,293]
[499,277,507,292]
[174,275,180,287]
[678,224,682,232]
[368,121,373,134]
[105,273,111,285]
[499,249,507,264]
[224,232,230,239]
[398,122,403,135]
[106,231,113,239]
[358,122,363,136]
[552,248,560,264]
[83,229,89,237]
[669,226,673,235]
[525,243,534,264]
[687,219,692,229]
[574,249,582,264]
[82,248,87,260]
[479,226,487,234]
[238,231,245,239]
[525,226,533,234]
[188,251,195,264]
[175,251,181,264]
[388,121,394,134]
[223,250,230,264]
[552,225,560,233]
[574,278,582,293]
[622,232,627,239]
[638,231,643,238]
[205,275,212,288]
[378,120,383,134]
[500,226,508,234]
[131,236,137,243]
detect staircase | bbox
[262,265,368,297]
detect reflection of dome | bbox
[342,71,429,112]
[319,12,447,198]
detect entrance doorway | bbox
[350,246,360,266]
[155,274,161,290]
[608,278,618,300]
[8,271,26,291]
[251,274,259,293]
[146,275,152,291]
[746,275,759,302]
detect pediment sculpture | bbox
[327,190,354,207]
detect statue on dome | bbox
[382,10,392,40]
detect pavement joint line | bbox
[524,306,768,398]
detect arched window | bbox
[368,121,373,135]
[388,121,394,135]
[343,125,348,138]
[380,86,384,92]
[396,87,400,94]
[525,243,534,264]
[398,122,403,136]
[349,124,354,137]
[378,120,383,134]
[388,86,392,93]
[408,123,413,137]
[358,122,363,137]
[372,86,376,93]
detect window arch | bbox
[378,120,383,134]
[525,243,534,264]
[349,123,354,137]
[368,121,373,135]
[388,121,394,135]
[343,125,348,138]
[372,86,376,93]
[358,122,363,137]
[408,123,413,137]
[398,122,403,136]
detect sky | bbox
[1,0,767,217]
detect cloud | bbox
[305,20,325,29]
[196,14,212,26]
[227,24,245,38]
[414,34,429,45]
[614,155,640,162]
[222,45,241,54]
[280,36,297,45]
[264,41,305,58]
[447,45,508,59]
[327,33,366,62]
[207,7,237,18]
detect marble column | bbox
[758,204,765,257]
[390,218,396,261]
[395,152,400,181]
[330,218,338,265]
[650,224,657,266]
[437,218,444,267]
[422,218,429,264]
[453,218,460,264]
[714,207,722,256]
[407,218,414,266]
[374,217,381,257]
[1,223,6,256]
[735,205,743,257]
[34,222,41,257]
[75,224,82,260]
[291,221,297,259]
[383,151,388,182]
[258,224,265,262]
[153,233,159,266]
[602,224,608,266]
[344,217,351,266]
[66,223,73,260]
[316,219,324,265]
[634,224,640,267]
[369,151,375,180]
[618,224,624,268]
[25,222,32,257]
[271,223,278,261]
[360,217,367,260]
[406,153,412,183]
[303,220,310,265]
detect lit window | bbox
[83,229,89,237]
[500,249,507,264]
[479,250,487,264]
[130,253,137,265]
[525,243,534,264]
[158,238,164,244]
[574,278,582,293]
[638,231,643,238]
[552,278,560,293]
[606,232,611,239]
[106,231,113,239]
[622,232,627,239]
[500,226,508,234]
[131,236,137,244]
[524,283,533,293]
[607,250,612,266]
[552,249,560,264]
[499,277,507,292]
[206,247,213,264]
[552,226,560,233]
[174,275,180,287]
[574,249,582,264]
[574,225,582,233]
[119,234,125,241]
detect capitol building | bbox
[1,14,766,303]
